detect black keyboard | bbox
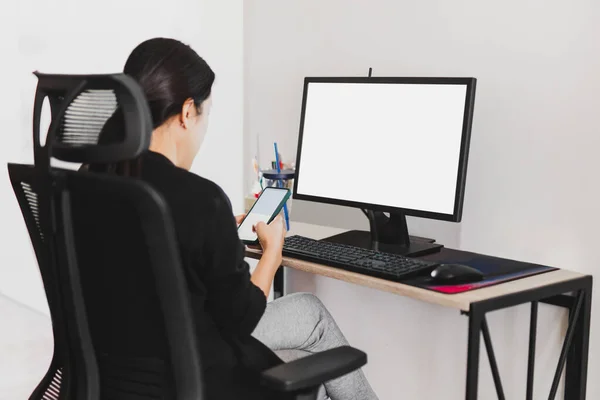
[282,235,438,282]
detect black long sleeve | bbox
[200,186,267,336]
[138,151,281,396]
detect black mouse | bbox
[430,264,484,285]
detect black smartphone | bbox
[238,187,291,244]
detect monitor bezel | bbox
[292,76,477,223]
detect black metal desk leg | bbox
[549,292,583,400]
[565,282,593,400]
[274,268,285,299]
[466,309,482,400]
[526,301,538,400]
[481,318,505,400]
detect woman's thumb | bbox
[253,221,267,233]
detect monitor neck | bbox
[364,210,410,249]
[320,210,443,257]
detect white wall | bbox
[1,0,244,313]
[245,1,600,398]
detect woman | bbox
[92,38,378,400]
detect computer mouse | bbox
[430,264,484,285]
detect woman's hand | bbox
[235,214,246,226]
[250,216,286,297]
[253,215,286,259]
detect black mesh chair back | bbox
[8,164,76,399]
[9,73,202,399]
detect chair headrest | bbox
[33,72,152,165]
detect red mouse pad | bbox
[404,250,557,294]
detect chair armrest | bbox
[260,346,367,392]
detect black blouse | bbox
[139,151,281,399]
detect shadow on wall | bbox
[291,199,462,249]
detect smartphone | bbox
[238,187,291,244]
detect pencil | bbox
[274,142,290,231]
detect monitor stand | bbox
[321,210,443,257]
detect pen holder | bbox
[261,169,295,218]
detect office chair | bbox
[9,72,366,400]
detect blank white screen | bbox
[296,82,467,215]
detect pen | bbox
[274,142,290,231]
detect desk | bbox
[246,222,593,400]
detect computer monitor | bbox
[293,77,477,256]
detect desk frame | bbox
[249,243,593,399]
[464,275,592,400]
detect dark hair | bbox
[124,38,215,128]
[89,38,215,175]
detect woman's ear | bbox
[180,98,197,129]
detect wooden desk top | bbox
[245,222,586,312]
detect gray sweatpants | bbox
[252,292,379,400]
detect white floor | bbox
[0,294,53,400]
